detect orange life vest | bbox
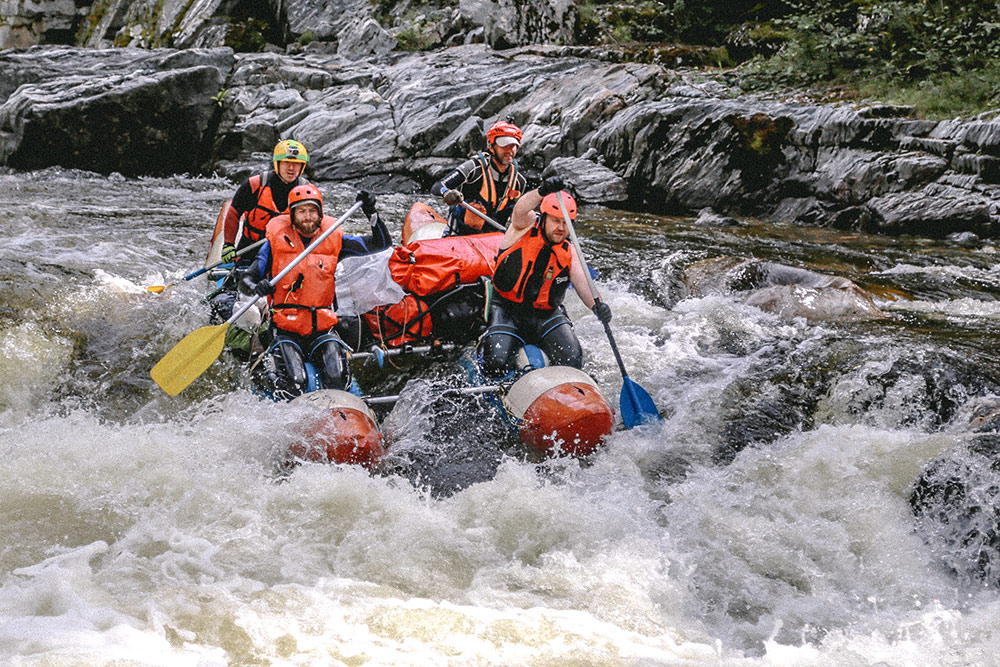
[493,226,573,310]
[243,172,289,242]
[266,214,343,336]
[472,152,520,215]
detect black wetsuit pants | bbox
[478,299,582,379]
[271,328,350,394]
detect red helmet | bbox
[486,120,522,147]
[540,191,576,221]
[288,184,322,217]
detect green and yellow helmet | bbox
[272,139,309,172]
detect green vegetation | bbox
[75,0,112,45]
[372,0,458,52]
[576,0,1000,119]
[225,18,271,52]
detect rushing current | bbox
[2,166,1000,664]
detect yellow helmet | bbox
[272,139,309,172]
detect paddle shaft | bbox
[364,384,501,406]
[183,238,265,281]
[227,200,363,326]
[350,342,458,361]
[461,202,505,231]
[556,192,631,380]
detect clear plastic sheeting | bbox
[335,247,406,316]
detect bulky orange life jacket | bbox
[473,152,520,215]
[243,172,285,242]
[266,214,343,336]
[493,226,573,310]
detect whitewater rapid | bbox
[2,168,1000,664]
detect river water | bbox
[2,166,1000,664]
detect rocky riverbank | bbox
[1,42,999,239]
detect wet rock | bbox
[862,190,991,237]
[482,0,577,49]
[0,0,85,49]
[911,437,1000,587]
[542,156,627,204]
[1,42,1000,240]
[771,197,835,226]
[946,231,982,248]
[0,47,233,175]
[337,17,397,58]
[693,207,740,227]
[285,0,369,42]
[681,258,886,322]
[744,283,884,322]
[719,346,1000,465]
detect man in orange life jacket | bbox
[221,139,311,266]
[240,185,391,395]
[479,176,613,379]
[209,140,312,323]
[431,119,527,236]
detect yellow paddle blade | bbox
[150,323,230,396]
[146,285,166,294]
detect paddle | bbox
[364,384,501,406]
[461,202,505,231]
[146,239,266,294]
[556,192,661,428]
[151,201,363,396]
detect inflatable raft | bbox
[199,199,615,465]
[463,346,615,457]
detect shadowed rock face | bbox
[0,41,999,236]
[0,46,233,176]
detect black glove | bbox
[238,274,256,296]
[221,243,237,263]
[442,189,463,205]
[254,279,275,298]
[592,300,612,324]
[537,176,565,197]
[356,190,377,217]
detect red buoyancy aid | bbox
[243,172,286,242]
[266,214,343,336]
[389,232,504,296]
[493,226,573,310]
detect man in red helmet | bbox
[431,118,528,236]
[479,176,613,379]
[239,185,391,395]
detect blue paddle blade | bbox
[620,375,661,429]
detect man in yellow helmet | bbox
[210,140,311,322]
[221,139,311,264]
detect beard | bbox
[293,220,319,236]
